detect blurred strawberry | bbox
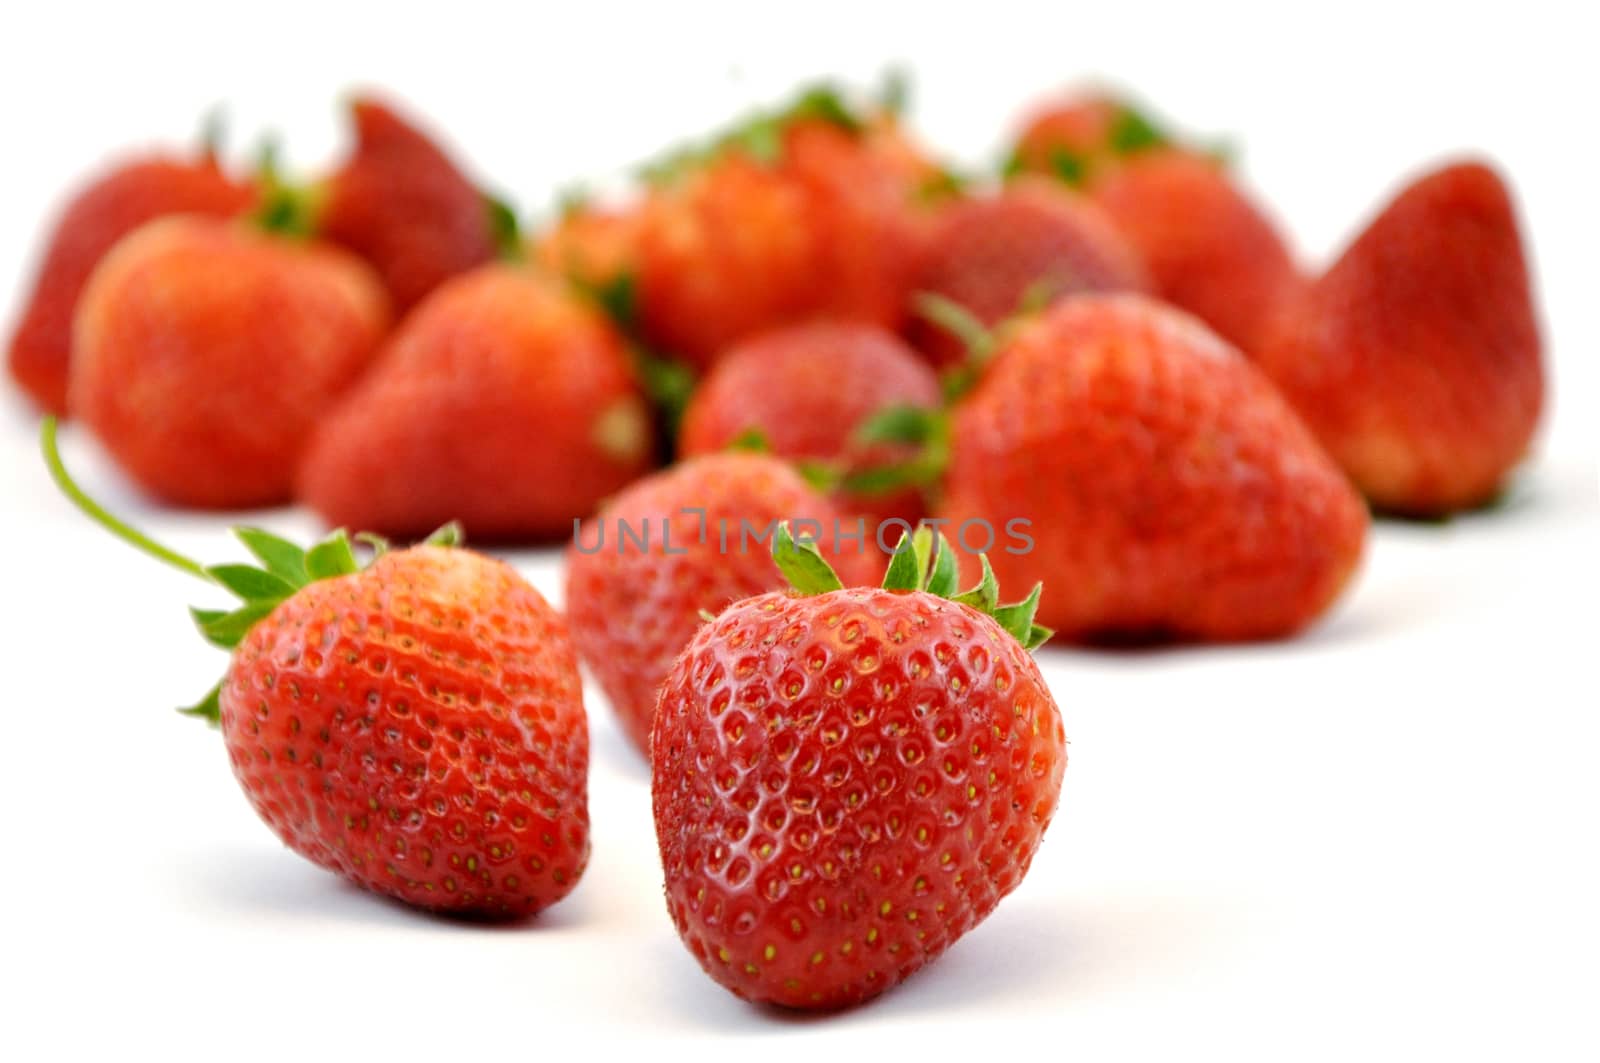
[1006,90,1164,180]
[531,199,641,295]
[1005,92,1301,354]
[1256,161,1543,516]
[300,264,654,540]
[633,86,932,369]
[906,178,1148,367]
[679,322,941,526]
[318,95,506,314]
[938,294,1368,641]
[8,150,257,414]
[72,216,388,508]
[1088,149,1302,354]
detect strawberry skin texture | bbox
[565,453,874,755]
[222,545,589,915]
[939,294,1368,641]
[72,217,388,509]
[635,119,924,369]
[1088,149,1302,355]
[679,322,942,523]
[907,179,1148,367]
[7,154,256,415]
[1256,161,1543,516]
[651,586,1067,1008]
[299,264,654,541]
[319,96,498,314]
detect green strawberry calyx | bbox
[39,417,461,725]
[245,136,328,238]
[772,522,1052,651]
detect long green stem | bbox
[40,417,213,583]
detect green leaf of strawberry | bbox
[772,522,846,596]
[1108,105,1170,155]
[234,527,309,584]
[773,520,1053,650]
[40,416,465,725]
[305,531,360,580]
[206,564,296,601]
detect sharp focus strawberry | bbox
[72,215,389,509]
[318,95,505,313]
[7,150,257,414]
[42,419,589,916]
[652,526,1065,1009]
[633,87,930,369]
[1255,161,1544,516]
[1086,148,1302,354]
[906,178,1148,367]
[937,294,1368,641]
[564,452,876,756]
[678,322,942,523]
[299,263,654,541]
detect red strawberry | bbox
[635,153,815,366]
[906,178,1148,367]
[634,89,929,369]
[532,201,641,295]
[783,115,931,329]
[652,526,1065,1008]
[318,95,504,314]
[42,420,590,916]
[7,151,257,414]
[937,294,1368,641]
[679,323,942,523]
[72,216,389,509]
[1085,149,1302,354]
[1006,90,1150,179]
[300,264,654,540]
[565,452,875,756]
[1256,161,1543,516]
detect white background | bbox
[2,2,1597,1058]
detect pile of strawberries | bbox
[16,78,1544,1012]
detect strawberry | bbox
[906,178,1148,367]
[41,419,589,916]
[1004,92,1301,354]
[633,86,930,369]
[72,215,389,509]
[299,263,654,540]
[531,200,641,296]
[1255,161,1544,516]
[936,294,1368,641]
[651,525,1065,1008]
[7,150,257,414]
[1005,90,1163,180]
[564,452,876,756]
[1086,148,1302,354]
[678,323,942,523]
[318,95,507,314]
